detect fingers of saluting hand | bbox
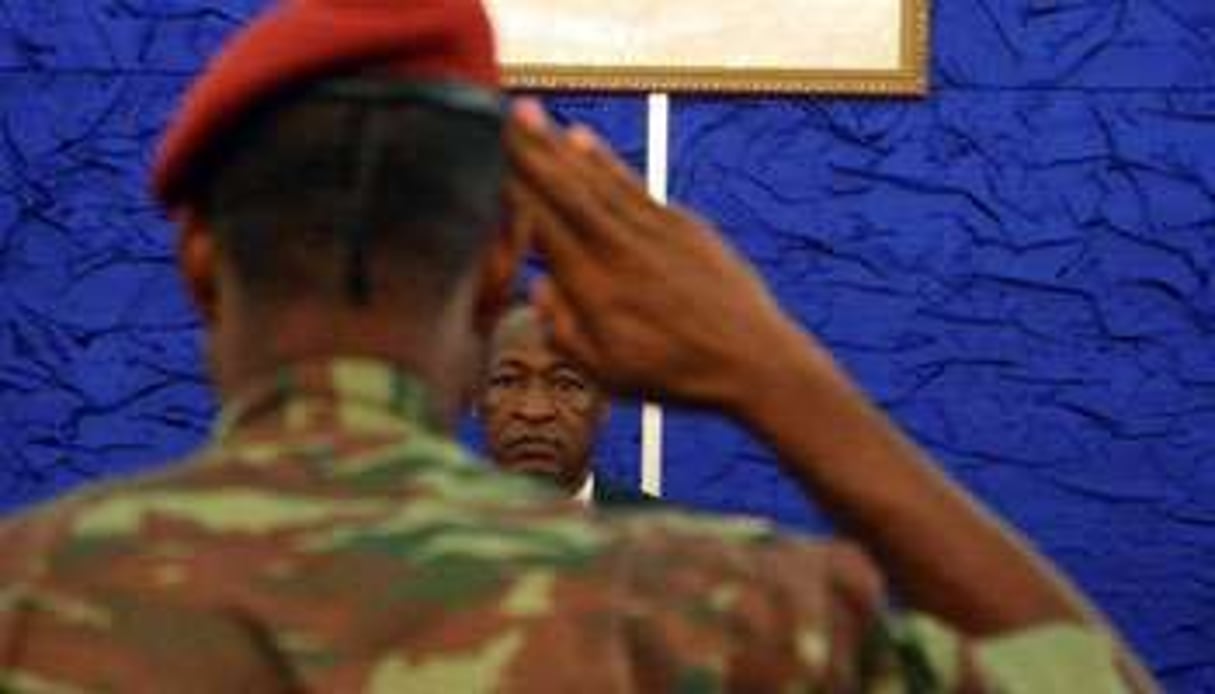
[531,277,601,373]
[504,176,582,277]
[507,100,614,244]
[507,99,659,248]
[504,171,605,331]
[563,123,655,208]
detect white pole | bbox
[641,92,669,498]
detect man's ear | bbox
[473,209,530,337]
[178,208,220,326]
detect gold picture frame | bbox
[491,0,929,96]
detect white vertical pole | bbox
[641,92,669,498]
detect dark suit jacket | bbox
[593,476,667,509]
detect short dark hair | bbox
[189,83,504,303]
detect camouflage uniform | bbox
[0,359,1126,692]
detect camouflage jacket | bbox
[0,358,1127,693]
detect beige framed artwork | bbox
[486,0,929,95]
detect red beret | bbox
[152,0,500,208]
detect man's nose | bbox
[515,385,558,421]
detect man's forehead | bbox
[491,306,546,351]
[490,308,579,371]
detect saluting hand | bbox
[506,98,824,413]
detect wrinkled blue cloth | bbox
[0,1,1212,690]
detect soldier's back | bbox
[0,361,879,692]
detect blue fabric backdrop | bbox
[2,2,1213,690]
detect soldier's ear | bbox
[178,208,220,326]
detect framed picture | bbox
[487,0,929,95]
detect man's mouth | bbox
[503,437,562,465]
[503,437,558,459]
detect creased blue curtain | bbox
[1,1,1212,690]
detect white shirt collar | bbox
[573,473,595,506]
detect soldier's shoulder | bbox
[0,450,231,554]
[598,506,812,560]
[0,477,137,575]
[533,510,885,690]
[598,508,881,595]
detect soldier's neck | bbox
[211,299,481,433]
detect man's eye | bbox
[490,374,523,388]
[553,376,587,392]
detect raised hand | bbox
[506,98,818,412]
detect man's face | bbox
[480,310,607,493]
